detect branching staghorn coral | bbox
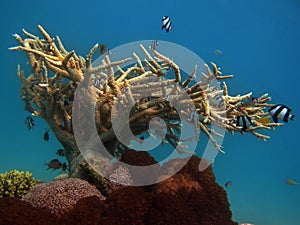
[10,25,282,188]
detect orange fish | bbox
[256,117,271,125]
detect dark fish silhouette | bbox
[43,129,50,142]
[46,159,62,170]
[46,159,67,171]
[139,136,145,144]
[56,149,65,157]
[242,97,258,107]
[63,100,69,106]
[225,181,232,188]
[99,44,110,55]
[25,116,34,130]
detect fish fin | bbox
[272,116,278,123]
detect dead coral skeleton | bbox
[10,25,280,162]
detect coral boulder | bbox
[21,178,105,217]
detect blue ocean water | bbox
[1,0,300,224]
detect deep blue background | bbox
[1,0,300,224]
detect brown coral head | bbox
[21,178,105,217]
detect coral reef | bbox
[0,152,238,225]
[0,169,40,198]
[9,25,283,190]
[21,178,105,217]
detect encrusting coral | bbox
[9,25,283,190]
[0,170,40,198]
[21,178,105,217]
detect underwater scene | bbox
[1,0,299,224]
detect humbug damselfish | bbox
[268,104,295,123]
[162,16,172,32]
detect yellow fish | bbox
[256,117,271,125]
[285,179,298,186]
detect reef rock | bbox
[0,197,56,225]
[147,156,237,225]
[0,153,238,225]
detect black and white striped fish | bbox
[236,115,253,131]
[162,16,172,32]
[268,104,295,123]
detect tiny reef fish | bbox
[225,181,232,188]
[285,179,298,186]
[99,44,110,55]
[214,49,222,56]
[268,104,295,123]
[242,97,258,107]
[162,16,172,32]
[46,159,67,171]
[236,115,253,131]
[25,116,35,130]
[43,129,50,142]
[56,149,65,157]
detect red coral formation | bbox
[148,156,237,225]
[21,178,105,217]
[0,153,238,225]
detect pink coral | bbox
[21,178,105,217]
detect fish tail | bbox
[291,115,296,121]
